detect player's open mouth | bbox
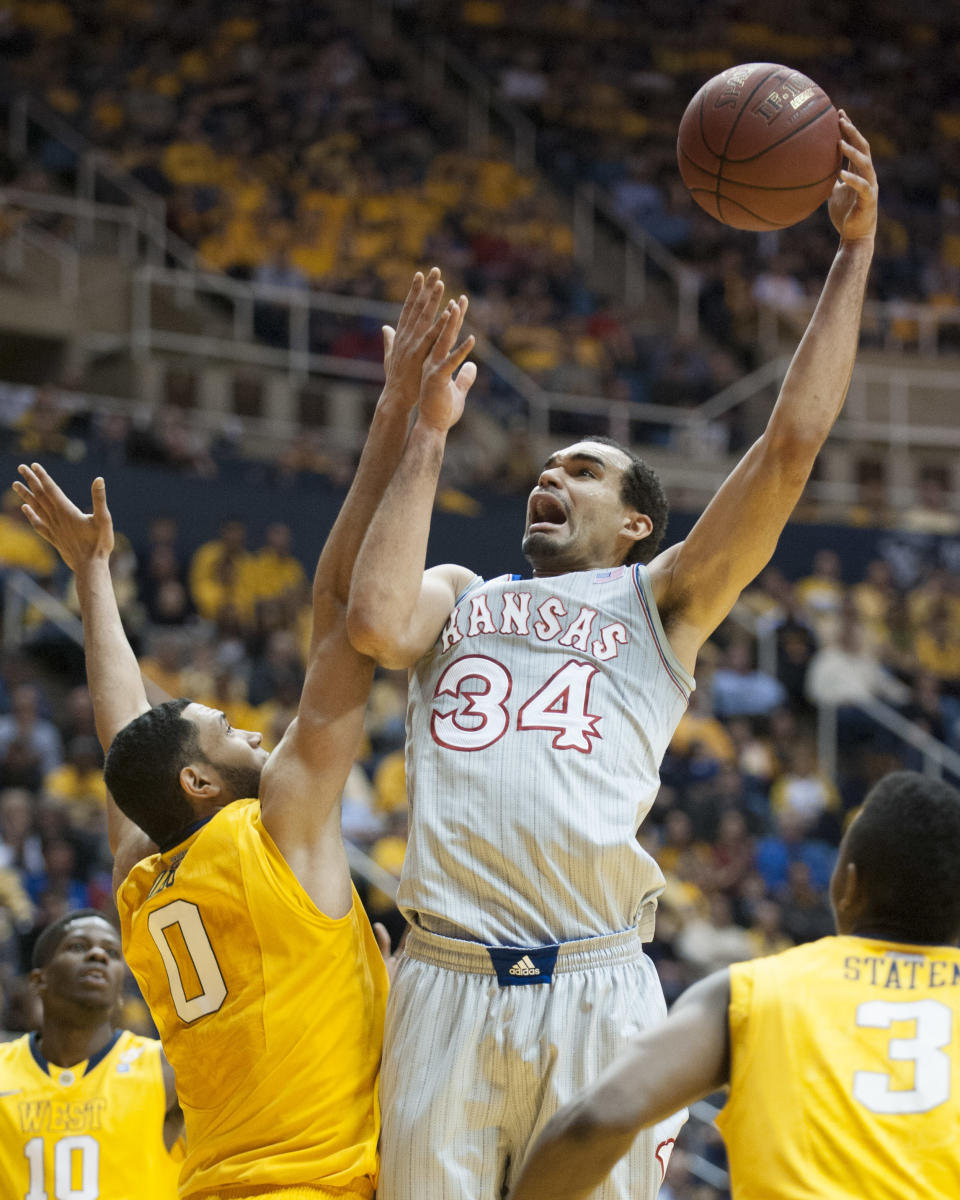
[78,969,109,984]
[528,491,568,533]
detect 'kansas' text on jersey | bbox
[401,564,694,944]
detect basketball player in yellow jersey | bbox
[12,270,477,1199]
[0,910,182,1200]
[509,770,960,1200]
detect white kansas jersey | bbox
[400,563,694,945]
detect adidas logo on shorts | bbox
[508,955,540,977]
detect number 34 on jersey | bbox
[430,656,603,754]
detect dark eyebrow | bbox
[542,451,608,471]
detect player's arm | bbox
[346,297,478,669]
[258,273,472,906]
[160,1052,185,1151]
[507,970,731,1200]
[12,466,157,876]
[649,114,877,675]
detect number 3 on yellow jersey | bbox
[854,999,952,1115]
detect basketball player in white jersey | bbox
[348,115,877,1199]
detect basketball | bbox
[677,62,842,231]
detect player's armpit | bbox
[347,562,477,669]
[160,1053,185,1151]
[110,815,158,895]
[649,432,811,673]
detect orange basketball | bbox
[677,63,842,231]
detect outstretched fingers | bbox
[10,485,51,541]
[431,296,468,362]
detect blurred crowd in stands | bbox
[3,0,960,452]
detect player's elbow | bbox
[346,606,413,669]
[563,1093,640,1146]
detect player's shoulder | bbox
[112,1030,164,1069]
[732,936,839,990]
[0,1032,29,1067]
[118,799,260,911]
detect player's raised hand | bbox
[12,464,114,573]
[417,294,477,433]
[828,112,878,243]
[382,267,448,405]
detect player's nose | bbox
[85,944,110,964]
[247,730,263,749]
[536,464,561,489]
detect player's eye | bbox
[106,947,121,959]
[579,468,595,478]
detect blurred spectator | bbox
[705,809,754,896]
[769,739,842,842]
[0,789,44,875]
[795,549,845,641]
[744,897,793,958]
[138,631,187,698]
[805,612,910,709]
[250,522,307,608]
[0,685,63,779]
[898,467,960,535]
[755,809,836,896]
[777,861,835,945]
[711,639,786,719]
[675,892,753,977]
[24,837,90,912]
[43,735,107,831]
[189,518,254,623]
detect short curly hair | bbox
[104,698,201,847]
[844,771,960,944]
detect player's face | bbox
[40,917,125,1010]
[522,441,645,575]
[186,703,268,802]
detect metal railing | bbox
[5,95,200,271]
[751,616,960,784]
[2,568,84,650]
[1,221,80,300]
[127,267,960,475]
[757,296,960,359]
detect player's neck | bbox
[38,1013,115,1069]
[847,922,950,949]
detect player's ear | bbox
[621,509,653,548]
[835,860,860,917]
[178,763,222,802]
[29,967,46,998]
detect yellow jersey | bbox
[117,798,388,1200]
[0,1028,179,1199]
[717,935,960,1198]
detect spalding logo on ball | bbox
[677,63,841,231]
